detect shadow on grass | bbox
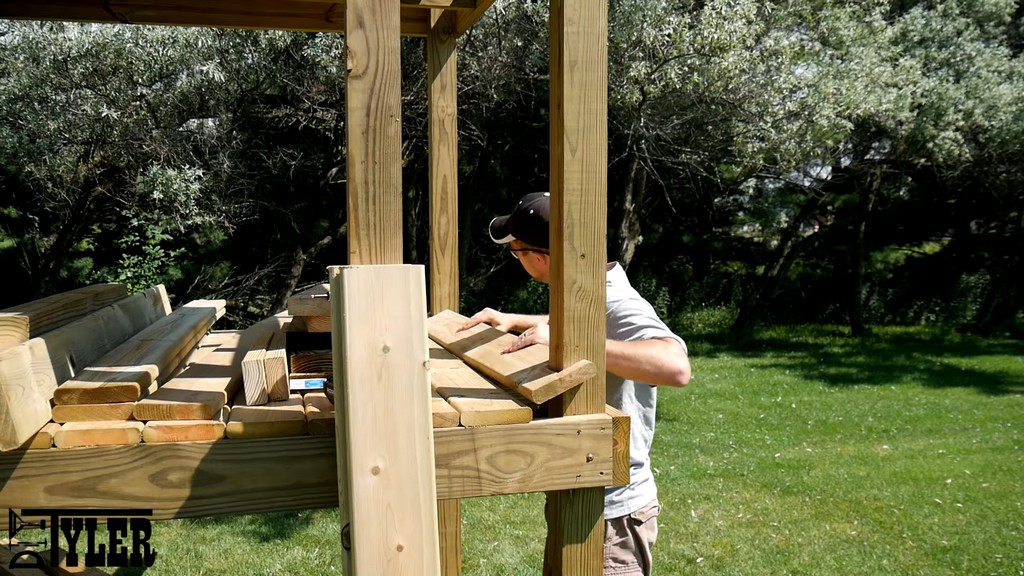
[693,325,1024,396]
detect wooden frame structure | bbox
[0,1,610,574]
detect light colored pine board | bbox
[134,315,292,421]
[0,412,620,525]
[142,420,225,443]
[22,422,60,450]
[431,368,532,427]
[286,284,330,317]
[431,389,460,429]
[225,393,306,439]
[0,344,52,451]
[426,309,597,404]
[301,315,332,333]
[53,421,144,449]
[303,392,335,436]
[0,283,128,348]
[50,402,135,423]
[241,332,273,406]
[53,299,225,405]
[330,264,439,576]
[265,327,290,401]
[427,339,462,370]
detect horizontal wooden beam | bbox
[0,412,623,528]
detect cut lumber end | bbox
[286,284,331,317]
[303,392,335,436]
[520,359,597,405]
[0,313,30,351]
[22,422,60,450]
[606,405,631,486]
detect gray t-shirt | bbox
[604,262,688,519]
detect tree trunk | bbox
[613,154,646,269]
[848,168,880,336]
[272,227,343,314]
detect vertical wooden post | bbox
[346,0,403,265]
[330,265,440,576]
[546,0,609,574]
[428,10,462,576]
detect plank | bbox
[289,350,331,376]
[431,390,460,428]
[142,420,225,443]
[302,392,334,436]
[225,393,306,439]
[428,339,463,370]
[345,0,404,265]
[53,421,144,449]
[264,326,290,401]
[330,264,439,576]
[431,367,532,427]
[427,309,597,404]
[50,402,135,423]
[53,299,225,405]
[134,315,293,421]
[300,315,332,333]
[0,286,168,450]
[0,283,128,350]
[241,332,273,406]
[22,422,59,450]
[0,412,619,526]
[548,0,610,570]
[285,283,330,317]
[606,406,630,487]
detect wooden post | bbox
[546,0,609,574]
[346,0,403,265]
[330,265,440,576]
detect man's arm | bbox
[606,338,691,388]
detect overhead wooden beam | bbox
[345,0,404,265]
[454,0,494,36]
[330,264,439,575]
[547,0,609,572]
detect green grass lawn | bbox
[36,323,1024,575]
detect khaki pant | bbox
[603,499,660,576]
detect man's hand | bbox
[459,307,517,332]
[502,322,549,354]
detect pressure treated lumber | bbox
[0,412,622,527]
[427,309,597,404]
[50,402,135,423]
[330,264,439,576]
[286,284,330,317]
[134,315,293,421]
[53,421,144,449]
[241,332,274,406]
[300,315,331,333]
[53,299,225,405]
[0,283,128,351]
[225,393,306,439]
[0,285,169,451]
[303,392,335,436]
[142,420,226,443]
[431,366,532,427]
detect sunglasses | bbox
[509,247,550,259]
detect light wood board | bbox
[303,392,335,436]
[241,332,273,406]
[426,309,596,404]
[226,393,306,439]
[53,421,144,449]
[142,420,225,443]
[51,402,135,423]
[431,367,532,427]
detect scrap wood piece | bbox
[303,392,335,436]
[0,285,169,451]
[134,315,293,421]
[286,283,330,317]
[50,402,135,423]
[225,392,306,439]
[431,390,459,429]
[431,367,532,427]
[426,309,597,404]
[0,283,129,351]
[143,419,225,443]
[53,299,225,406]
[53,421,144,449]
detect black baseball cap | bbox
[488,192,551,249]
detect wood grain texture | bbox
[303,392,335,436]
[142,419,225,443]
[345,0,404,265]
[285,284,330,317]
[330,264,439,576]
[428,8,459,316]
[135,316,293,421]
[241,331,273,406]
[265,327,290,401]
[50,402,136,423]
[53,421,144,449]
[427,310,597,404]
[455,0,495,35]
[431,390,460,428]
[301,315,332,333]
[437,498,462,576]
[53,299,224,405]
[226,393,307,439]
[605,406,630,487]
[0,412,621,526]
[548,0,609,571]
[22,422,59,450]
[0,283,127,347]
[431,367,532,427]
[0,344,52,451]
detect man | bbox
[460,191,691,576]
